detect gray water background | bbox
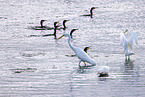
[0,0,145,97]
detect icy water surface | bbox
[0,0,145,97]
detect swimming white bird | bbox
[120,30,138,59]
[97,66,109,77]
[57,33,96,67]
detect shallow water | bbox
[0,0,145,97]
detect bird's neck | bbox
[63,22,66,29]
[54,26,57,35]
[68,37,75,51]
[90,9,93,16]
[126,32,129,39]
[40,21,43,27]
[70,30,74,38]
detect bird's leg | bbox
[125,55,128,60]
[125,56,127,60]
[78,59,82,67]
[83,62,86,67]
[128,56,130,60]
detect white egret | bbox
[97,66,109,77]
[120,30,138,59]
[57,33,96,67]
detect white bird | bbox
[97,66,109,77]
[57,33,96,67]
[120,30,138,59]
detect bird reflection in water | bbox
[98,77,108,81]
[80,7,98,18]
[76,65,95,74]
[29,20,54,30]
[29,22,60,39]
[124,58,134,70]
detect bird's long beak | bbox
[54,22,59,25]
[87,47,90,50]
[57,35,64,40]
[88,46,92,49]
[93,7,98,9]
[57,25,61,27]
[124,29,128,33]
[72,29,78,32]
[42,20,47,23]
[58,25,62,27]
[43,20,47,22]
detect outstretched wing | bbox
[120,33,128,51]
[128,32,138,50]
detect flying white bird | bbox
[120,30,138,59]
[57,33,96,67]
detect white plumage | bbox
[57,33,96,67]
[97,66,110,77]
[120,30,138,59]
[73,47,96,65]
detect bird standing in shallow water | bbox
[57,33,96,67]
[81,7,97,18]
[120,30,138,60]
